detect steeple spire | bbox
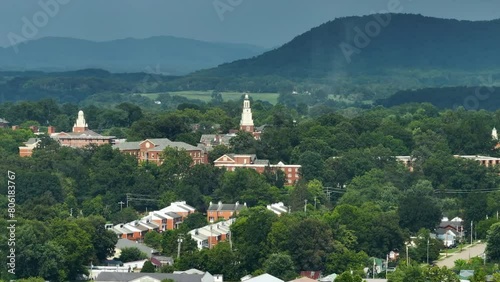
[240,94,254,132]
[73,110,89,133]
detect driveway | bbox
[436,243,486,268]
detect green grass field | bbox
[141,91,279,104]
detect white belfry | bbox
[493,127,498,140]
[240,94,254,132]
[73,110,89,132]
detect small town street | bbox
[436,243,486,268]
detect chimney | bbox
[29,125,39,133]
[218,201,222,209]
[47,126,56,134]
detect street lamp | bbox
[177,235,183,259]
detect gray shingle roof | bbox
[24,138,40,145]
[116,239,158,258]
[113,141,141,150]
[95,272,205,282]
[207,202,246,211]
[52,130,115,139]
[166,212,182,219]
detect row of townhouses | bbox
[108,201,196,240]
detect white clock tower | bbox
[240,94,254,133]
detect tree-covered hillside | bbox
[163,14,500,96]
[378,86,500,110]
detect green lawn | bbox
[141,91,279,104]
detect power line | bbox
[435,188,500,194]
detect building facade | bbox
[207,201,247,223]
[114,138,207,165]
[189,219,235,249]
[214,154,301,185]
[110,201,196,240]
[19,110,115,157]
[397,155,500,170]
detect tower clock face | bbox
[145,142,151,148]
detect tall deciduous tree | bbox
[231,207,278,272]
[486,222,500,262]
[398,180,441,233]
[263,253,297,281]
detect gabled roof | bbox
[244,273,284,282]
[166,212,182,219]
[113,141,141,150]
[23,138,40,146]
[213,154,236,163]
[51,130,115,139]
[267,202,288,215]
[207,202,246,211]
[299,271,321,280]
[142,138,201,152]
[96,272,206,282]
[289,277,317,282]
[116,239,158,258]
[159,201,196,214]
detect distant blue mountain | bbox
[0,36,266,75]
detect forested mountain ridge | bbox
[0,36,266,75]
[165,14,500,94]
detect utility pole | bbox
[209,225,213,249]
[372,258,376,279]
[304,199,308,214]
[471,220,473,245]
[177,235,183,259]
[314,197,317,209]
[426,237,430,264]
[385,254,388,278]
[406,244,409,265]
[70,208,73,217]
[445,233,448,257]
[118,201,125,211]
[228,230,233,251]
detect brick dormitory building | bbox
[19,110,115,157]
[18,110,208,165]
[214,154,301,185]
[113,138,208,165]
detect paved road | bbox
[436,243,486,268]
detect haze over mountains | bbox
[2,13,500,103]
[0,36,266,75]
[171,14,500,93]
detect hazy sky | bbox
[1,0,500,48]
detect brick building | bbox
[207,201,247,223]
[110,201,196,240]
[214,154,301,185]
[397,155,500,170]
[19,110,115,157]
[113,138,207,165]
[188,218,235,249]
